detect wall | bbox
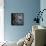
[40,0,46,26]
[4,0,40,42]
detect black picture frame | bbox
[11,13,24,25]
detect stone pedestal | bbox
[31,25,46,46]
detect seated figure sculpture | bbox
[17,32,34,46]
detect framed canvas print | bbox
[11,13,24,25]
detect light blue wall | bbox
[4,0,40,42]
[40,0,46,27]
